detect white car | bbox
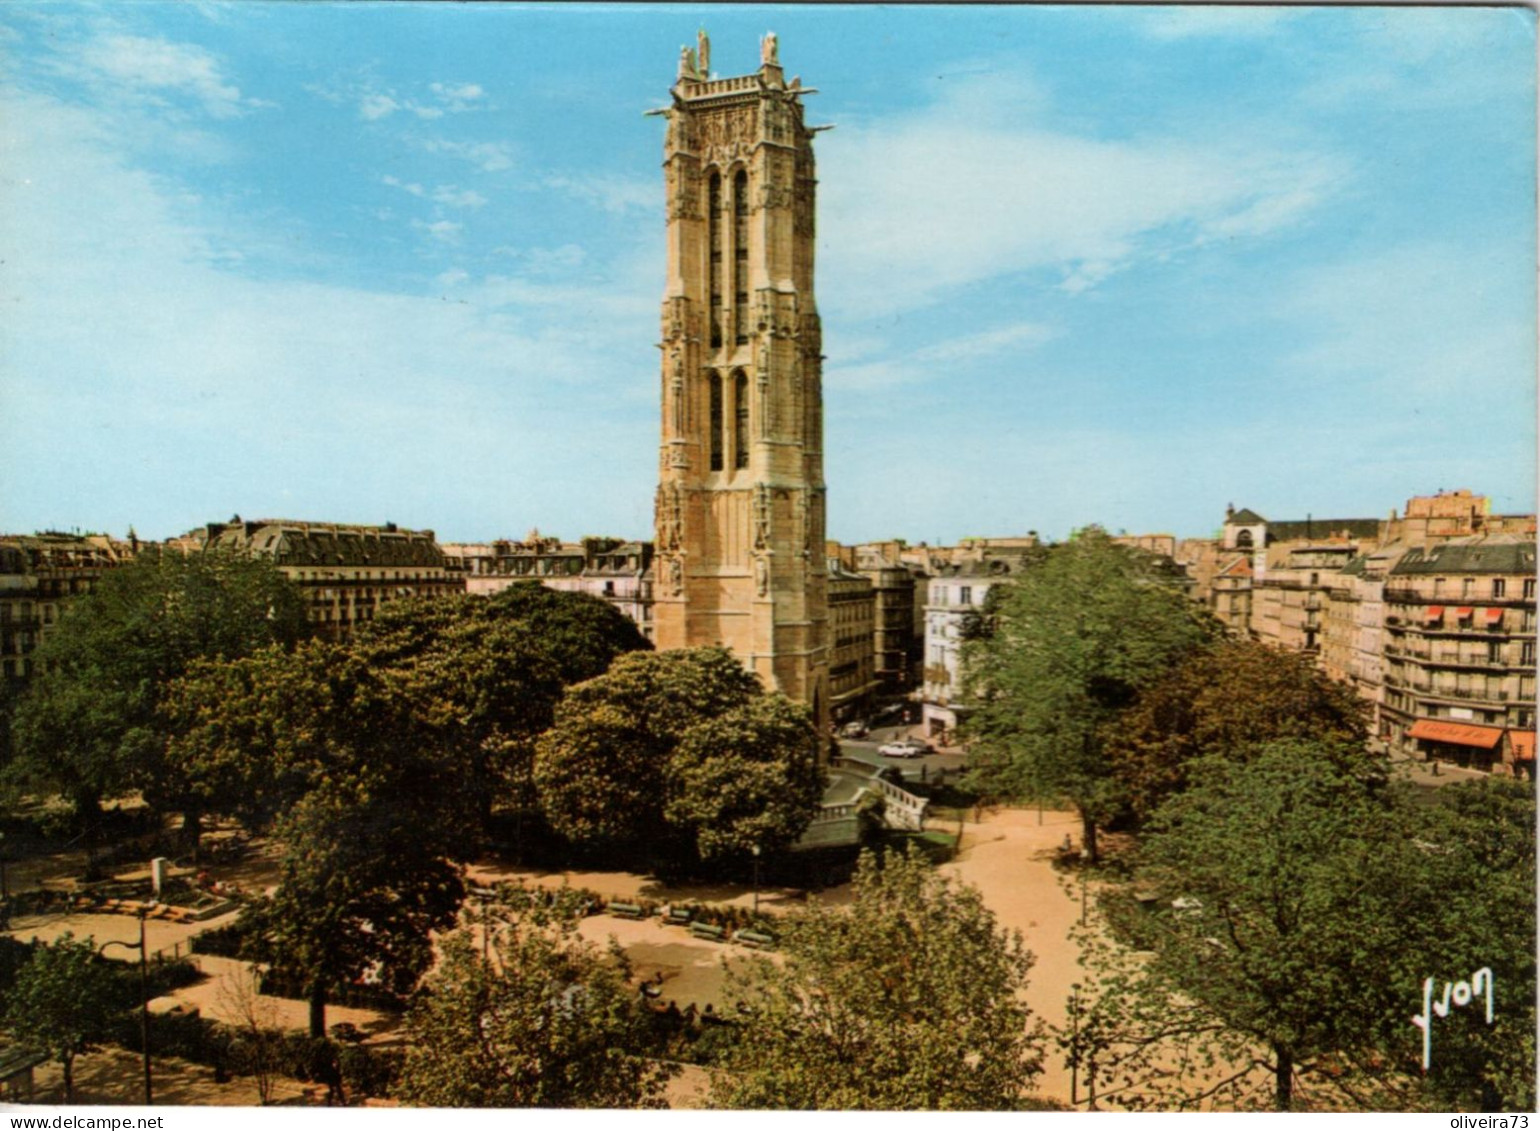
[878,738,930,759]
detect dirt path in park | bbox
[940,805,1088,1106]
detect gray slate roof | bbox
[1390,540,1537,576]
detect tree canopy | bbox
[7,549,308,846]
[961,528,1216,859]
[1105,637,1369,821]
[398,902,675,1108]
[1,934,122,1102]
[1072,743,1531,1112]
[195,642,472,1036]
[710,847,1046,1110]
[533,647,824,867]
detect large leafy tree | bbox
[1071,742,1522,1112]
[710,847,1046,1110]
[1105,637,1369,822]
[1410,777,1536,1111]
[481,582,652,685]
[196,642,471,1037]
[533,647,823,867]
[398,903,675,1108]
[8,549,308,850]
[664,694,826,860]
[961,528,1215,860]
[353,601,567,833]
[1,933,122,1102]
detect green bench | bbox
[664,907,694,926]
[608,902,644,920]
[688,921,726,941]
[732,929,775,949]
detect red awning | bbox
[1511,732,1536,761]
[1424,605,1445,622]
[1455,606,1474,619]
[1485,607,1504,623]
[1408,719,1505,749]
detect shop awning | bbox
[1424,605,1445,623]
[1408,719,1504,749]
[1510,732,1536,761]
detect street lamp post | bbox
[99,913,151,1105]
[750,845,761,916]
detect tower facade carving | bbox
[652,33,829,735]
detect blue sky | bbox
[1,3,1533,545]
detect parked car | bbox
[839,720,870,739]
[878,738,931,759]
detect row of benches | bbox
[66,896,206,923]
[605,902,774,948]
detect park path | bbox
[941,805,1087,1106]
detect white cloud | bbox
[1138,8,1296,40]
[382,174,425,196]
[915,323,1057,363]
[819,76,1347,316]
[0,84,657,538]
[68,32,254,119]
[827,321,1056,391]
[543,174,653,214]
[424,138,514,172]
[354,80,486,122]
[430,82,486,112]
[359,93,399,121]
[414,218,463,243]
[1304,8,1532,111]
[432,185,487,209]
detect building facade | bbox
[1380,537,1537,773]
[442,536,655,640]
[0,533,132,682]
[650,33,830,732]
[197,519,460,639]
[853,545,920,694]
[921,553,1036,738]
[825,558,878,723]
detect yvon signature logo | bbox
[1411,966,1494,1071]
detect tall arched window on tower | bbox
[733,370,749,469]
[709,372,724,471]
[733,169,749,344]
[709,173,723,350]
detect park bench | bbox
[608,902,644,920]
[688,921,726,941]
[664,907,694,927]
[732,929,775,949]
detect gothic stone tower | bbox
[652,32,830,735]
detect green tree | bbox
[354,602,566,834]
[1410,777,1536,1111]
[482,582,652,684]
[961,528,1214,860]
[532,647,758,849]
[398,907,674,1107]
[199,642,471,1037]
[1,934,122,1102]
[8,549,308,852]
[664,694,825,860]
[710,848,1045,1110]
[1072,741,1459,1111]
[533,647,823,867]
[1105,637,1369,822]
